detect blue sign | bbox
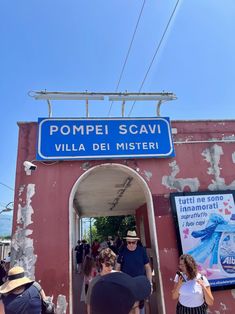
[37,117,175,160]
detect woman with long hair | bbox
[172,254,214,314]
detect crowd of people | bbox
[76,231,214,314]
[76,230,152,314]
[74,235,123,274]
[0,230,214,314]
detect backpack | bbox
[33,282,56,314]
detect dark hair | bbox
[83,255,95,276]
[179,254,197,280]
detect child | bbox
[80,255,97,302]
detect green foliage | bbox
[94,215,136,241]
[0,236,11,240]
[83,225,99,243]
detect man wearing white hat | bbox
[115,230,152,313]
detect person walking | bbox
[75,240,83,273]
[91,240,100,260]
[80,255,97,302]
[86,248,117,314]
[115,230,152,314]
[0,260,6,285]
[172,254,214,314]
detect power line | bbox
[107,0,146,117]
[128,0,180,117]
[0,182,14,191]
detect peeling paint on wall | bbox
[219,302,227,311]
[18,184,26,196]
[144,170,152,181]
[202,144,235,190]
[17,184,35,227]
[11,184,37,279]
[222,135,235,141]
[202,144,223,181]
[162,161,200,192]
[232,152,235,164]
[81,162,90,170]
[56,295,68,314]
[231,289,235,299]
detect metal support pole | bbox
[122,101,125,117]
[80,218,83,239]
[156,100,162,116]
[90,218,92,244]
[86,99,89,118]
[47,100,52,117]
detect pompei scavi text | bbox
[49,124,161,136]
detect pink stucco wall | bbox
[12,120,235,313]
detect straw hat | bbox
[0,266,33,294]
[124,230,140,241]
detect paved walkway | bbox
[73,271,87,314]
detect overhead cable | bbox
[128,0,180,117]
[0,182,14,191]
[107,0,146,117]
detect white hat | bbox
[124,230,140,241]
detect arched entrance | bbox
[69,163,165,314]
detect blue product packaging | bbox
[219,214,235,276]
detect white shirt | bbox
[174,273,209,307]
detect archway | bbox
[69,163,165,314]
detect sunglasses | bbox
[103,261,113,267]
[127,241,137,245]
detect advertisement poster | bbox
[170,191,235,289]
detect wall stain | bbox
[11,184,37,279]
[202,144,235,190]
[162,160,200,192]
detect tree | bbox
[94,215,136,241]
[83,225,100,243]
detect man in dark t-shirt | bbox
[115,231,152,314]
[116,231,152,282]
[117,243,149,277]
[0,266,42,314]
[2,283,42,314]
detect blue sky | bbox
[1,0,235,215]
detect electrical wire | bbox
[128,0,180,117]
[107,0,146,117]
[0,182,14,191]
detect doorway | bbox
[69,163,165,314]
